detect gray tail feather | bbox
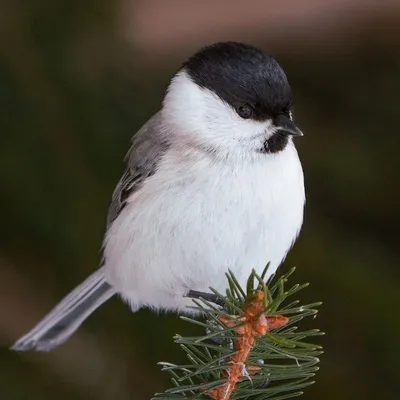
[11,267,115,352]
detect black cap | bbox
[182,42,292,122]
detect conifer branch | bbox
[153,267,323,400]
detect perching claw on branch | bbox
[153,266,323,400]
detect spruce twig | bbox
[153,266,323,400]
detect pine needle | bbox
[153,265,323,400]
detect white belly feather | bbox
[104,143,305,312]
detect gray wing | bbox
[11,111,170,352]
[106,111,169,227]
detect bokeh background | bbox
[1,1,399,399]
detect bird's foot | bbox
[186,290,225,307]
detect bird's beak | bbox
[274,115,303,137]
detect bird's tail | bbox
[11,267,115,352]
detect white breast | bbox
[104,143,305,312]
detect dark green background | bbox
[1,2,399,399]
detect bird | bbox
[12,41,305,352]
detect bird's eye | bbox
[237,104,254,119]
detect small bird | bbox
[12,42,305,351]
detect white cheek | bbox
[163,71,207,136]
[163,71,274,155]
[201,91,273,150]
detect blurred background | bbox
[1,1,399,399]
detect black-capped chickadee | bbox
[12,42,305,352]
